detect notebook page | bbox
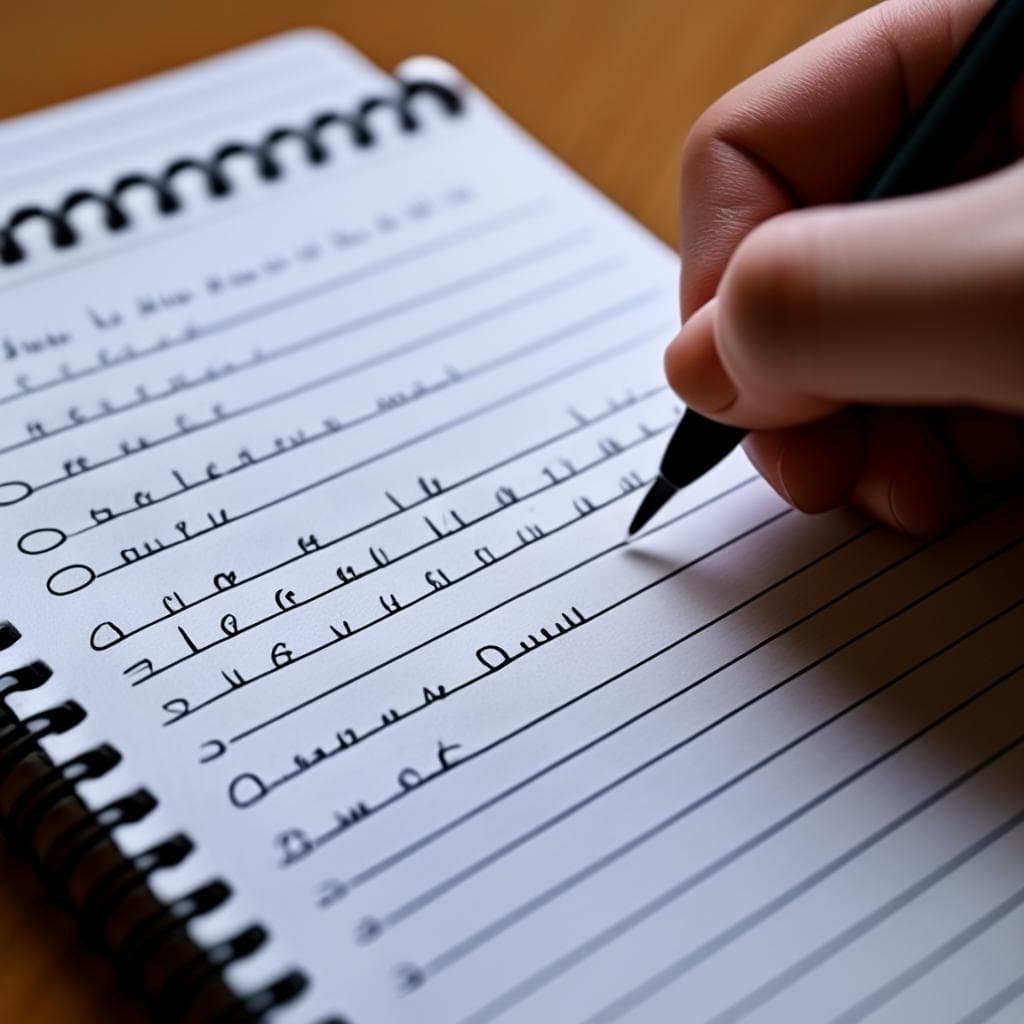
[0,36,1021,1024]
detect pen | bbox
[629,0,1024,536]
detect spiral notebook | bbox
[0,28,1022,1024]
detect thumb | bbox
[666,160,1024,429]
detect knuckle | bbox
[680,94,740,186]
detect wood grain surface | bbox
[0,2,870,1020]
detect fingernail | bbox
[887,477,954,538]
[887,479,910,534]
[775,442,797,507]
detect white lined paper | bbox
[0,32,1020,1024]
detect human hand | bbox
[666,0,1024,536]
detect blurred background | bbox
[4,1,872,243]
[0,2,870,1020]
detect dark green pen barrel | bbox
[862,0,1024,200]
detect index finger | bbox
[680,0,992,317]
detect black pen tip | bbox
[628,476,678,536]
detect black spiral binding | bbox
[0,620,307,1022]
[0,76,464,266]
[0,73,462,1020]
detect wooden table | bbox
[0,1,870,1020]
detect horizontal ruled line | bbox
[714,851,1024,1024]
[136,402,669,681]
[113,383,665,645]
[829,880,1024,1024]
[369,539,1024,951]
[0,199,547,410]
[286,513,885,874]
[219,473,764,741]
[1,218,580,459]
[579,728,1024,1024]
[336,520,876,890]
[451,684,1024,1017]
[232,476,770,804]
[88,296,662,582]
[954,973,1024,1024]
[62,254,620,532]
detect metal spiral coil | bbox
[0,78,464,266]
[0,622,308,1021]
